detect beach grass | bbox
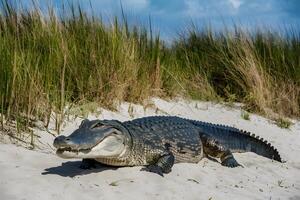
[0,0,299,133]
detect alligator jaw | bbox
[56,147,91,158]
[56,134,126,159]
[56,147,90,154]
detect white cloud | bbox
[228,0,243,9]
[185,0,205,18]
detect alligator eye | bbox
[91,122,104,129]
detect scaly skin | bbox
[53,116,282,176]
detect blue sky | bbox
[18,0,300,40]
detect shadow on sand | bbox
[41,161,118,177]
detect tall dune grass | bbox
[0,0,299,134]
[174,27,300,118]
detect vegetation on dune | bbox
[0,0,299,133]
[175,27,300,120]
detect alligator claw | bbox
[141,165,164,177]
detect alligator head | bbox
[53,119,131,159]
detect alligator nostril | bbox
[65,138,70,141]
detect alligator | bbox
[53,116,282,176]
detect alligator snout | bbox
[53,135,74,149]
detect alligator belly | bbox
[94,157,131,166]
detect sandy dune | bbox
[1,99,300,200]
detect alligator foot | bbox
[221,157,243,168]
[221,152,243,168]
[141,165,164,177]
[80,159,97,169]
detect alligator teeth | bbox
[57,147,90,153]
[58,147,77,152]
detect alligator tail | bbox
[234,130,282,162]
[190,120,282,162]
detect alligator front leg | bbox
[200,134,242,168]
[141,153,175,176]
[80,159,97,169]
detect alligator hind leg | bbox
[200,134,242,168]
[220,150,242,168]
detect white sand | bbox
[0,98,300,200]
